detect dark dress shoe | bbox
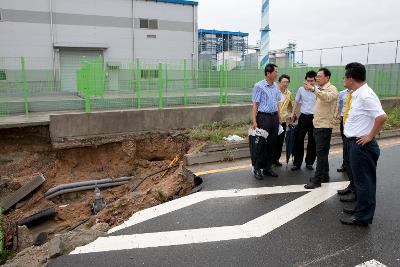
[337,187,352,195]
[273,160,283,167]
[340,217,368,226]
[253,169,264,180]
[263,169,279,177]
[337,166,346,172]
[306,165,314,170]
[304,182,321,189]
[291,165,300,171]
[343,207,356,215]
[340,192,356,202]
[322,177,330,183]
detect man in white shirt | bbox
[340,62,387,226]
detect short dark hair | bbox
[305,70,317,80]
[318,67,331,78]
[345,62,366,82]
[279,74,290,83]
[264,63,278,76]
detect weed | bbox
[156,190,168,203]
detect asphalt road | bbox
[48,141,400,267]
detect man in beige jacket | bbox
[304,68,339,189]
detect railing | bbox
[1,56,399,117]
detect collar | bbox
[265,79,275,87]
[352,83,368,98]
[320,81,331,90]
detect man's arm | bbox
[277,103,281,124]
[357,114,387,145]
[314,87,339,102]
[337,96,343,120]
[252,102,258,129]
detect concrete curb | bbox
[183,129,400,166]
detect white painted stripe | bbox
[109,184,314,233]
[72,182,349,254]
[244,182,345,237]
[355,259,388,267]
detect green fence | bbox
[1,56,400,117]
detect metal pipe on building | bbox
[49,0,56,87]
[132,0,135,60]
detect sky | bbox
[197,0,400,65]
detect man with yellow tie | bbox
[340,62,387,226]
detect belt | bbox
[346,137,357,141]
[301,113,314,117]
[258,111,278,115]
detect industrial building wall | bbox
[0,0,134,60]
[134,0,197,62]
[0,0,53,58]
[0,0,197,62]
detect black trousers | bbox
[293,114,316,167]
[255,112,279,171]
[312,128,332,183]
[346,138,380,223]
[339,117,347,167]
[274,122,287,162]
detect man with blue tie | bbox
[252,63,281,180]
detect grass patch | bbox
[0,250,14,265]
[189,120,251,143]
[384,107,400,130]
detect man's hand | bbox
[337,114,342,121]
[356,135,373,145]
[252,121,257,130]
[304,82,314,91]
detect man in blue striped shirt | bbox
[252,63,281,179]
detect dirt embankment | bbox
[0,126,203,262]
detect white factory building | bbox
[0,0,198,92]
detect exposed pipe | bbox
[45,181,130,200]
[45,178,113,197]
[44,176,134,198]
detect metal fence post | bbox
[340,46,344,65]
[366,43,370,65]
[224,60,228,104]
[165,63,169,95]
[136,59,141,109]
[395,40,399,64]
[183,59,187,106]
[219,64,223,106]
[158,63,163,109]
[20,56,29,114]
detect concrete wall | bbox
[49,97,400,143]
[49,104,252,141]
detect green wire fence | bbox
[1,56,400,117]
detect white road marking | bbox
[109,184,315,234]
[355,259,388,267]
[71,181,348,254]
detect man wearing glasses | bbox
[304,68,339,189]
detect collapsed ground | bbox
[0,126,205,264]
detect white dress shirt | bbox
[344,83,386,138]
